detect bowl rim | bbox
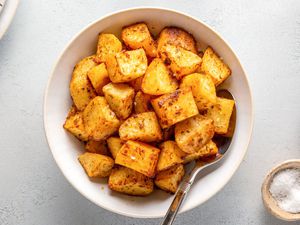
[43,6,254,218]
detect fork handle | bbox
[160,179,194,225]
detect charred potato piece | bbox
[87,63,110,95]
[63,106,88,141]
[85,140,110,155]
[70,56,97,110]
[157,141,185,172]
[83,96,120,141]
[183,140,218,163]
[107,137,124,159]
[180,73,217,111]
[200,47,231,86]
[151,88,199,128]
[155,164,185,193]
[95,33,122,63]
[157,27,197,56]
[162,126,175,141]
[106,49,147,83]
[122,23,157,57]
[115,140,160,177]
[134,91,153,113]
[141,58,178,95]
[160,44,201,80]
[102,83,135,119]
[78,152,114,178]
[119,112,162,142]
[204,97,235,134]
[175,115,214,153]
[109,166,153,196]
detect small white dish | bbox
[0,0,19,39]
[262,159,300,221]
[44,7,254,218]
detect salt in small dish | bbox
[262,159,300,221]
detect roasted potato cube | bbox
[115,140,160,177]
[151,88,199,128]
[85,140,110,155]
[200,47,231,86]
[63,109,88,141]
[95,33,122,63]
[141,58,178,95]
[102,83,135,119]
[83,96,120,141]
[204,97,235,134]
[129,76,144,91]
[122,23,157,57]
[175,115,214,153]
[87,63,110,95]
[78,152,114,178]
[157,27,197,56]
[108,166,153,196]
[106,49,147,83]
[134,91,153,113]
[157,141,185,172]
[183,140,218,163]
[119,112,162,142]
[70,56,97,110]
[160,44,201,80]
[180,73,217,111]
[155,164,185,193]
[107,137,124,159]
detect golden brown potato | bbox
[70,56,97,110]
[157,27,197,56]
[119,112,162,142]
[204,97,235,134]
[160,44,201,80]
[85,140,110,155]
[87,63,110,95]
[115,140,160,177]
[102,83,135,119]
[83,96,120,141]
[155,164,185,193]
[107,137,124,159]
[78,152,114,178]
[200,47,231,86]
[175,115,214,153]
[183,140,218,163]
[121,23,157,57]
[151,88,199,128]
[134,91,153,113]
[222,103,236,137]
[141,58,178,95]
[157,141,185,172]
[95,33,122,63]
[63,106,88,141]
[108,166,153,196]
[180,73,217,111]
[129,76,144,91]
[106,49,147,83]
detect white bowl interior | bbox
[44,8,253,218]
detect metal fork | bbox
[160,90,236,225]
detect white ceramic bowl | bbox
[44,7,253,218]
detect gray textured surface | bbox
[0,0,300,224]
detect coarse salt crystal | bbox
[269,168,300,213]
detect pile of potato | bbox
[63,23,235,196]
